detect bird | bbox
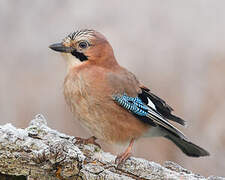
[49,29,209,164]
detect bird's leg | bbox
[115,138,135,165]
[75,136,101,148]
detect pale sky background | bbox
[0,0,225,177]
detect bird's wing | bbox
[107,67,186,139]
[113,93,186,139]
[139,86,186,126]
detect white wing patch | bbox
[147,97,156,110]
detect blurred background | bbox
[1,0,225,177]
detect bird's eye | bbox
[78,41,89,49]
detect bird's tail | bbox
[164,132,209,157]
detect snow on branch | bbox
[0,114,222,180]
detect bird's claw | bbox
[75,136,101,149]
[115,152,132,165]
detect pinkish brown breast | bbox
[63,63,150,144]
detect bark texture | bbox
[0,114,223,180]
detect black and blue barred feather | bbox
[112,92,209,157]
[113,93,149,116]
[113,93,186,139]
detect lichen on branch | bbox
[0,114,223,180]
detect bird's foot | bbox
[115,151,132,165]
[115,138,135,165]
[75,136,101,149]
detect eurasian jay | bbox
[49,29,209,164]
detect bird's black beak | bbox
[49,43,74,53]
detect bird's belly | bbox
[66,95,149,144]
[64,75,149,144]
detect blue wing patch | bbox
[113,93,186,139]
[113,93,149,116]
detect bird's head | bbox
[49,29,116,70]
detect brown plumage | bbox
[63,58,149,143]
[49,29,209,164]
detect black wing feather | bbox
[139,87,186,126]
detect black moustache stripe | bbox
[71,50,88,61]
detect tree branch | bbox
[0,114,222,180]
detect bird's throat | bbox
[61,53,82,72]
